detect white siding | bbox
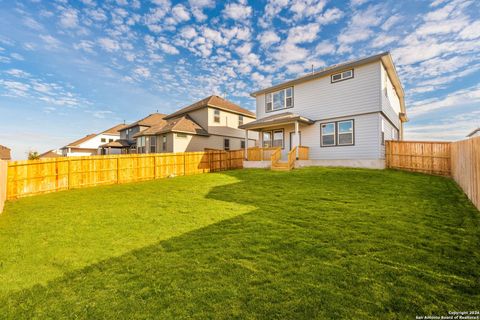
[379,114,399,159]
[256,62,381,120]
[380,63,401,129]
[303,113,382,160]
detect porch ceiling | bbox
[239,112,314,131]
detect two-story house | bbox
[239,52,407,169]
[99,113,167,154]
[133,95,258,153]
[61,123,126,157]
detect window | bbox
[214,109,220,123]
[241,140,246,149]
[381,119,385,145]
[272,130,284,148]
[150,136,156,153]
[238,115,244,126]
[391,128,397,141]
[224,139,230,151]
[337,120,354,145]
[137,136,146,154]
[321,120,355,147]
[321,123,336,146]
[331,69,354,83]
[265,87,293,112]
[176,133,187,138]
[101,138,106,143]
[262,131,272,147]
[162,135,167,151]
[109,139,114,142]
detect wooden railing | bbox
[270,148,281,167]
[298,146,309,160]
[247,147,279,161]
[288,147,297,169]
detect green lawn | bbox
[0,167,478,319]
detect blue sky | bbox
[0,0,479,159]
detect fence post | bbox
[183,153,186,176]
[67,159,71,190]
[153,154,157,179]
[116,156,120,184]
[0,160,7,214]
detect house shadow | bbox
[1,168,478,319]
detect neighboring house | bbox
[133,95,257,153]
[39,149,62,159]
[61,124,126,157]
[240,52,407,169]
[99,113,167,154]
[467,128,480,138]
[0,145,11,160]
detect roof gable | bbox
[164,95,255,119]
[122,113,168,131]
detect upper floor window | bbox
[214,109,220,123]
[331,69,353,83]
[101,138,106,143]
[265,87,293,112]
[238,115,244,126]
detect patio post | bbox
[244,129,248,160]
[295,121,299,159]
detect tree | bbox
[28,151,40,160]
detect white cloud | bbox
[258,30,281,47]
[223,1,252,21]
[73,40,95,53]
[189,0,215,21]
[59,8,79,29]
[180,26,197,39]
[39,34,61,49]
[338,5,384,45]
[381,14,401,31]
[409,84,480,116]
[98,37,120,52]
[317,7,344,24]
[171,4,190,23]
[314,40,335,55]
[133,66,151,78]
[23,17,43,30]
[160,42,179,54]
[287,23,320,44]
[290,0,327,20]
[371,34,398,48]
[235,42,252,56]
[4,69,31,78]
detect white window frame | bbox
[320,123,336,147]
[337,120,354,146]
[238,115,244,126]
[262,131,272,148]
[162,135,167,151]
[176,133,187,138]
[265,87,293,112]
[213,109,220,123]
[272,129,284,149]
[331,69,354,83]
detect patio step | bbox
[271,161,292,171]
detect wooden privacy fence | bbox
[5,150,243,200]
[385,140,451,176]
[451,136,480,210]
[386,138,480,210]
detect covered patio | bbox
[239,112,313,170]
